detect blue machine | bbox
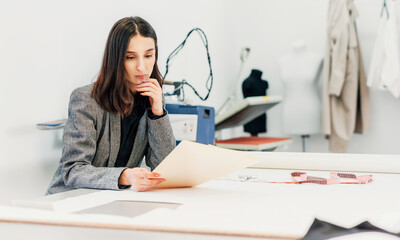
[165,104,215,145]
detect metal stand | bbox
[301,134,310,152]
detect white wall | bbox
[222,0,400,155]
[0,0,399,203]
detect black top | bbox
[114,105,145,167]
[114,95,167,168]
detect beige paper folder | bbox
[152,140,259,188]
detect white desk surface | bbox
[2,152,400,240]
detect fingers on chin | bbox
[149,78,160,85]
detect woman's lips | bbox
[135,74,147,80]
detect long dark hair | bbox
[91,16,163,117]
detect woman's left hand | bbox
[136,78,163,116]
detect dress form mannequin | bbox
[278,40,323,151]
[242,69,269,136]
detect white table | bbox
[2,152,400,240]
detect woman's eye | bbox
[126,56,135,60]
[145,55,153,58]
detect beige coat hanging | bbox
[322,0,370,153]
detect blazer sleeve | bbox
[61,88,126,190]
[328,0,350,96]
[145,109,176,171]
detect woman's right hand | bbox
[118,167,166,191]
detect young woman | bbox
[46,16,176,195]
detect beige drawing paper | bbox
[152,140,259,188]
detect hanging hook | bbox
[380,0,389,19]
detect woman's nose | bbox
[137,58,145,71]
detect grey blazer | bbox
[46,84,176,195]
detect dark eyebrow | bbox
[126,48,155,54]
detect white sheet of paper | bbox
[151,140,259,188]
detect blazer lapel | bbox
[108,112,121,167]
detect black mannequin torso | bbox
[242,70,268,97]
[242,69,269,136]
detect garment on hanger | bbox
[368,0,400,98]
[322,0,370,153]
